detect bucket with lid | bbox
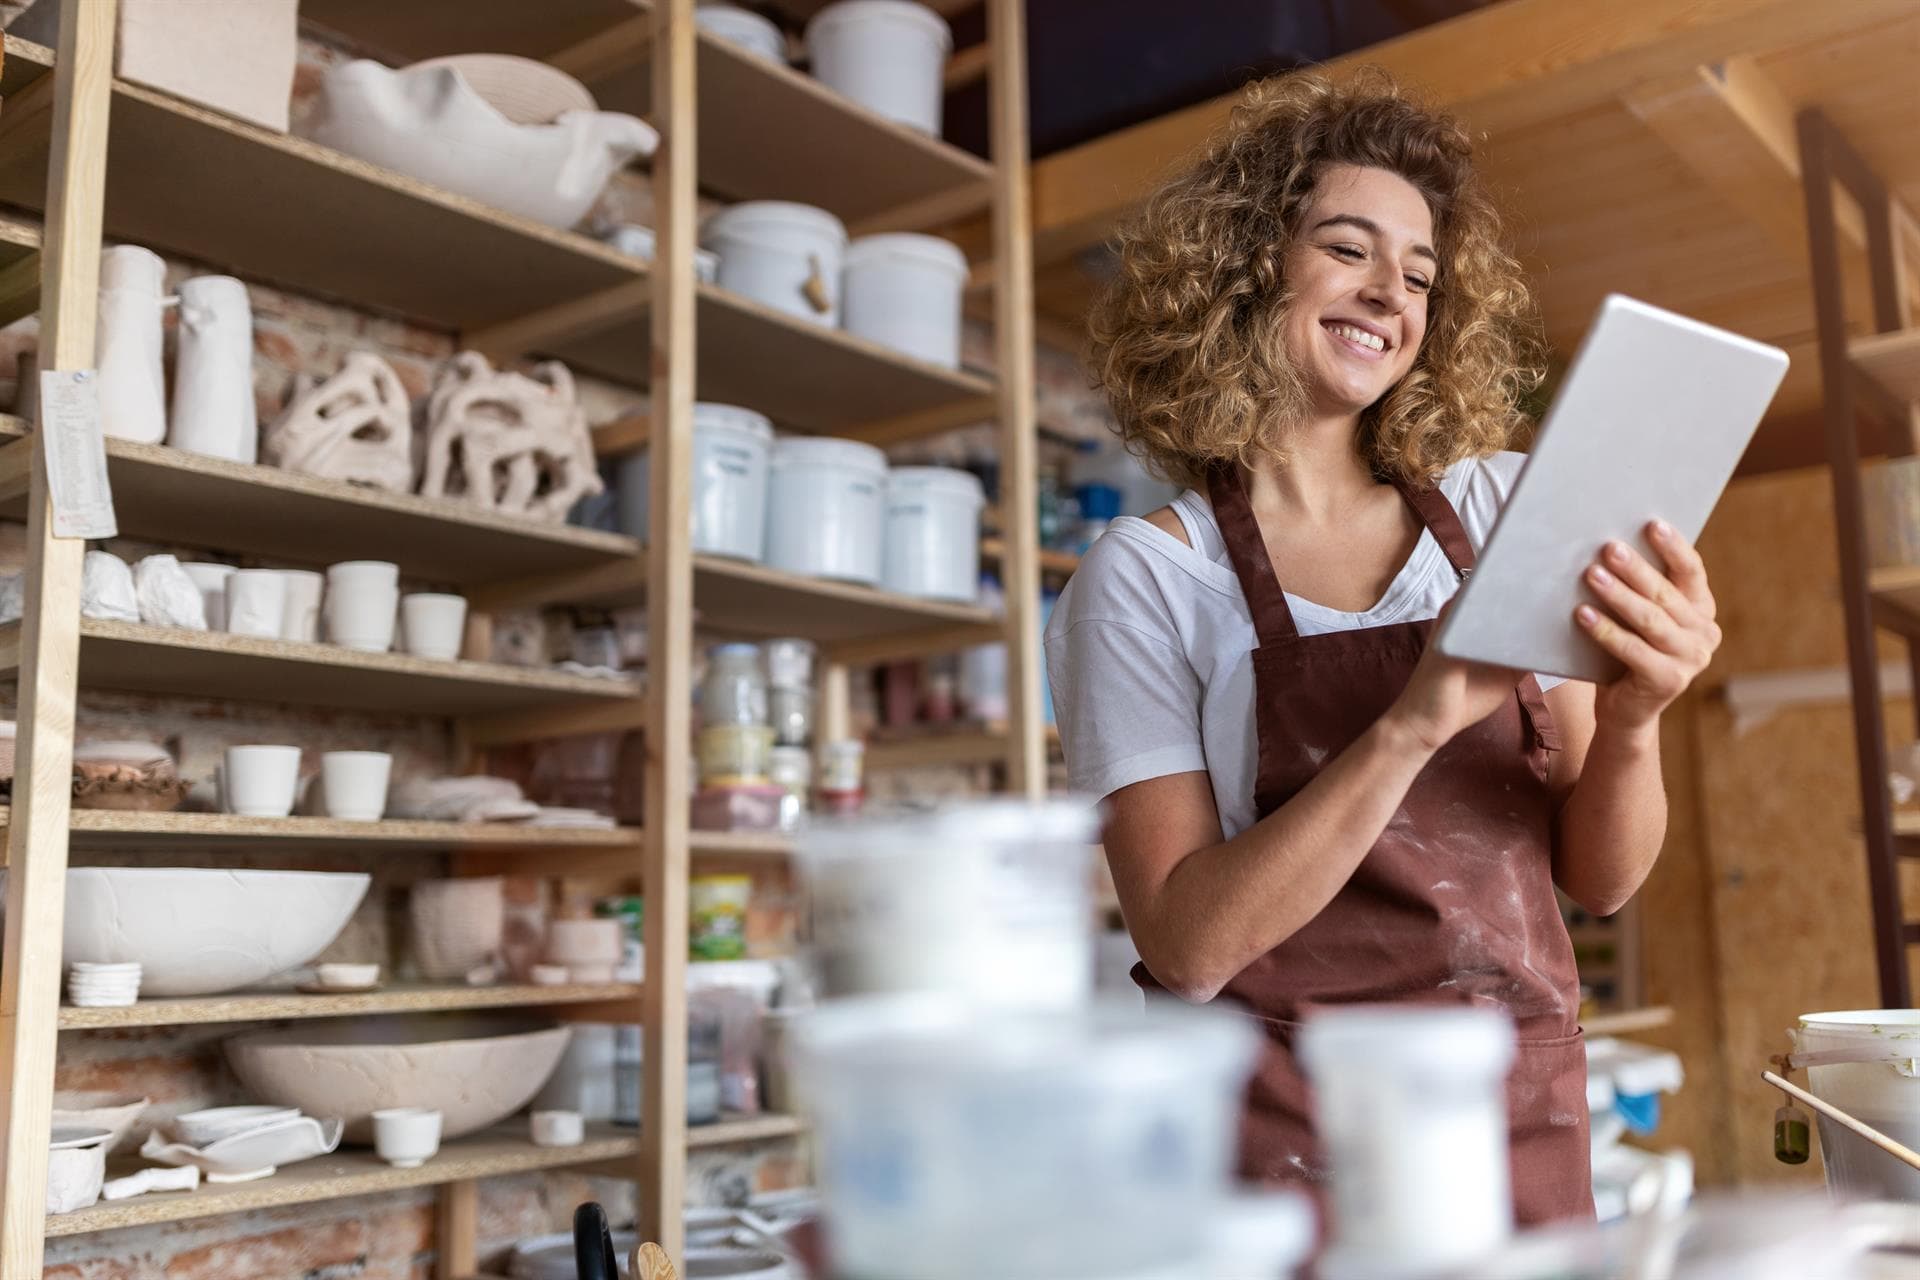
[882,465,985,601]
[805,0,953,135]
[618,402,774,560]
[765,437,887,584]
[1788,1009,1920,1200]
[703,201,848,326]
[842,233,968,367]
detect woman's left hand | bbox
[1576,519,1722,733]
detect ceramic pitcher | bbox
[168,275,257,463]
[94,245,169,444]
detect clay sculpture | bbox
[417,353,602,523]
[264,352,415,492]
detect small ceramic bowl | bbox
[372,1107,442,1169]
[568,964,617,985]
[315,962,381,989]
[530,1109,584,1148]
[529,964,570,987]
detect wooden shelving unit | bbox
[0,0,1043,1272]
[867,722,1061,771]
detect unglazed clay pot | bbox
[304,60,657,230]
[409,876,505,980]
[0,867,369,996]
[227,1015,572,1141]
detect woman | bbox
[1046,71,1720,1221]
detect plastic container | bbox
[769,686,813,746]
[619,403,774,560]
[883,466,986,601]
[1792,1010,1920,1200]
[695,3,787,62]
[703,201,848,326]
[765,438,887,584]
[806,1,953,136]
[763,637,817,689]
[1299,1005,1517,1279]
[701,643,768,726]
[699,724,776,784]
[789,995,1260,1280]
[769,745,812,828]
[691,874,753,961]
[818,740,865,793]
[794,796,1100,1009]
[843,233,968,367]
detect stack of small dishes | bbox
[66,961,141,1007]
[297,962,382,995]
[141,1104,343,1183]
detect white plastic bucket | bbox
[806,0,953,136]
[788,995,1260,1280]
[882,466,984,601]
[1793,1010,1920,1200]
[793,797,1100,1009]
[695,4,787,62]
[617,403,773,561]
[765,437,887,584]
[703,201,848,326]
[843,233,968,368]
[1300,1005,1517,1279]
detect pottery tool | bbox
[1764,1070,1920,1172]
[633,1242,678,1280]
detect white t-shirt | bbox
[1045,451,1561,839]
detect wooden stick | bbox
[1764,1070,1920,1171]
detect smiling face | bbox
[1281,163,1436,420]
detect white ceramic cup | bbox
[399,593,468,661]
[314,962,379,988]
[179,562,236,630]
[372,1107,442,1169]
[530,964,570,987]
[324,561,400,652]
[224,744,302,818]
[320,750,391,822]
[223,569,287,638]
[278,570,324,643]
[530,1110,584,1148]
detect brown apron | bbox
[1136,464,1593,1226]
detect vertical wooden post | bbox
[0,3,115,1275]
[435,1181,478,1280]
[986,0,1044,799]
[818,661,851,747]
[1800,107,1910,1007]
[641,0,696,1262]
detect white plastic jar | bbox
[1298,1005,1517,1279]
[843,233,968,368]
[702,201,848,326]
[805,0,953,136]
[694,4,786,62]
[765,437,887,584]
[617,403,773,561]
[883,466,985,601]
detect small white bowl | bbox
[568,963,616,985]
[315,962,381,989]
[529,964,571,987]
[372,1107,442,1169]
[170,1105,301,1148]
[530,1109,584,1148]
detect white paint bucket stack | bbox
[618,402,774,561]
[702,201,848,326]
[843,233,968,368]
[805,1,953,135]
[765,436,887,584]
[883,465,984,601]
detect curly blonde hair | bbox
[1087,69,1543,488]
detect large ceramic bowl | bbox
[1,867,369,997]
[227,1015,571,1142]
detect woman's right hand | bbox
[1386,621,1523,753]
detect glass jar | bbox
[769,745,812,829]
[763,636,817,690]
[770,684,814,746]
[701,643,767,726]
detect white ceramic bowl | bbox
[51,1096,149,1156]
[227,1015,572,1141]
[3,868,371,997]
[171,1105,302,1147]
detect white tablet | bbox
[1432,294,1789,683]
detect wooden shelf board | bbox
[866,722,1062,771]
[690,830,794,858]
[299,4,994,229]
[45,1124,642,1238]
[480,552,1001,654]
[0,619,642,715]
[1582,1005,1676,1037]
[553,283,997,433]
[686,1113,807,1148]
[0,420,639,584]
[1853,329,1920,411]
[1871,564,1920,637]
[52,808,636,853]
[981,536,1080,576]
[59,982,643,1030]
[0,38,646,338]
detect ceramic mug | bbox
[530,1110,584,1148]
[278,570,324,643]
[320,750,391,822]
[324,561,400,652]
[179,562,237,631]
[400,592,468,662]
[372,1107,441,1169]
[224,744,302,818]
[223,570,287,639]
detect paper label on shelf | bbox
[38,368,117,539]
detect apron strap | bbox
[1393,475,1564,753]
[1206,464,1299,643]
